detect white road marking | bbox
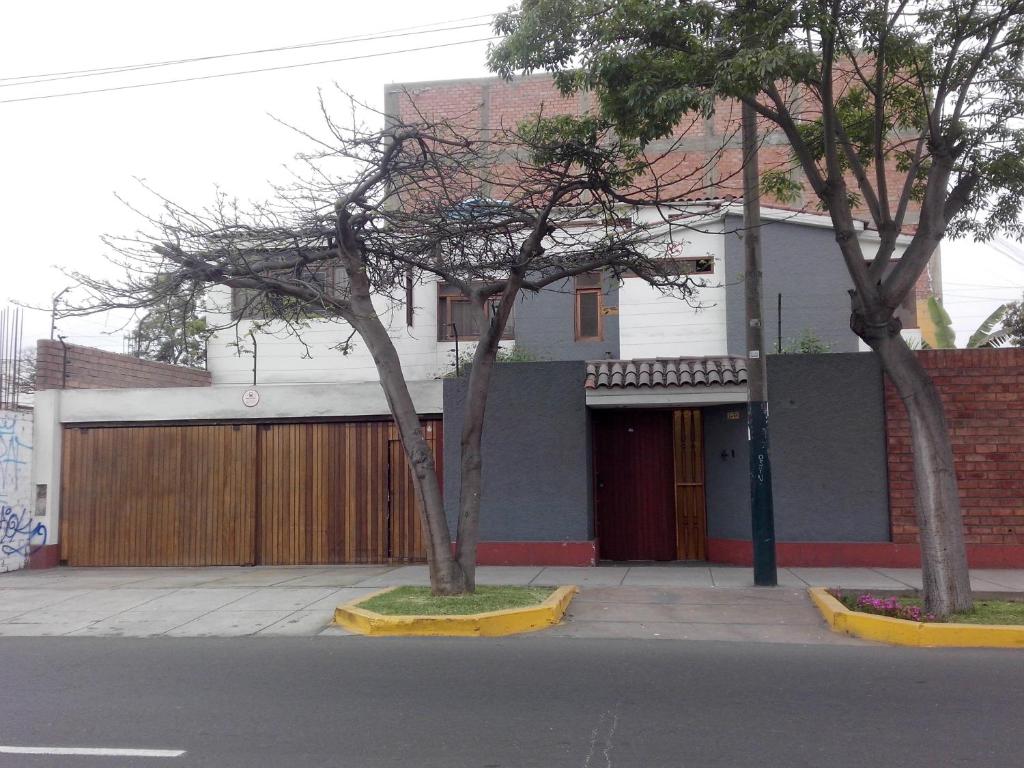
[0,746,185,757]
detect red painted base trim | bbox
[707,538,1024,569]
[26,544,60,570]
[452,541,597,567]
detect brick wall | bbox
[35,340,211,390]
[389,73,935,309]
[886,348,1024,546]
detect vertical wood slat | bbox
[60,424,256,566]
[673,409,707,561]
[60,419,437,567]
[255,419,436,565]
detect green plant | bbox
[444,344,540,377]
[779,329,832,354]
[921,296,1010,349]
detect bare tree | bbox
[65,96,721,594]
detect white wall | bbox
[205,279,451,386]
[1,410,41,573]
[619,221,729,358]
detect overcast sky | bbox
[2,0,1022,352]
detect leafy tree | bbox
[492,0,1024,615]
[129,279,210,368]
[64,99,707,594]
[1003,294,1024,346]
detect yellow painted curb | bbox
[333,585,579,637]
[809,587,1024,648]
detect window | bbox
[232,264,347,320]
[575,273,603,341]
[437,285,515,341]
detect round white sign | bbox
[242,389,260,408]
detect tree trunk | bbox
[348,300,468,596]
[453,285,520,591]
[870,331,973,617]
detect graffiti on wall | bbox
[0,413,30,494]
[0,410,34,573]
[1,505,46,557]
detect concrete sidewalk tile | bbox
[302,588,379,611]
[165,610,295,637]
[534,567,627,587]
[59,588,168,613]
[474,567,545,586]
[869,568,923,589]
[352,566,429,587]
[139,587,256,612]
[787,568,909,589]
[257,610,334,636]
[621,568,713,587]
[969,570,1024,591]
[0,588,96,611]
[65,610,209,638]
[224,587,338,612]
[200,568,328,587]
[281,567,396,588]
[708,567,809,588]
[125,572,234,589]
[567,600,819,626]
[0,611,102,636]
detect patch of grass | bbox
[950,600,1024,625]
[830,589,1024,624]
[359,585,556,616]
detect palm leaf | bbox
[921,296,956,349]
[967,304,1009,348]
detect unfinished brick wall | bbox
[886,348,1024,546]
[35,339,211,390]
[388,73,936,307]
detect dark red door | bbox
[592,409,677,561]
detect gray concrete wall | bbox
[514,278,619,361]
[723,215,859,355]
[703,352,891,542]
[443,361,592,541]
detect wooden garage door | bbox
[61,424,257,566]
[257,421,437,565]
[60,419,439,566]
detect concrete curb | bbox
[333,585,578,637]
[809,587,1024,648]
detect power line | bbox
[0,37,500,105]
[0,17,498,89]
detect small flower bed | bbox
[827,589,939,623]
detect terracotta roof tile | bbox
[585,357,748,390]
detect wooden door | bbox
[592,410,677,561]
[60,424,257,566]
[673,409,707,560]
[257,420,434,565]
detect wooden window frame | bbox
[436,285,515,342]
[575,274,604,341]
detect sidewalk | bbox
[1,565,1021,642]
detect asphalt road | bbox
[1,636,1021,768]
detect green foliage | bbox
[130,279,210,368]
[358,585,555,616]
[779,329,832,354]
[922,296,1010,349]
[924,296,958,350]
[444,344,541,377]
[999,295,1024,347]
[517,114,648,189]
[490,0,1024,242]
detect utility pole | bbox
[742,99,778,587]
